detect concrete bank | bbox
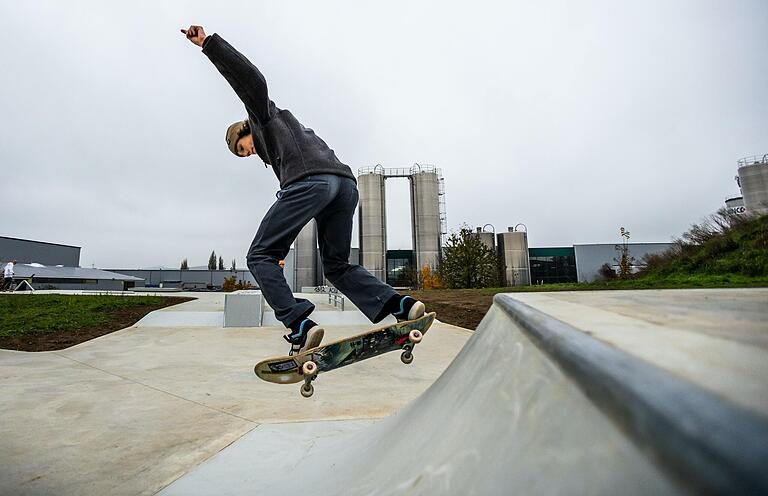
[162,289,768,495]
[0,293,471,496]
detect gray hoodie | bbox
[202,34,356,189]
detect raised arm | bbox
[182,25,273,124]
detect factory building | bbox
[573,243,675,283]
[106,268,257,291]
[471,227,675,285]
[529,247,578,284]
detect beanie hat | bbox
[225,120,250,156]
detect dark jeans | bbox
[1,277,13,291]
[246,174,397,327]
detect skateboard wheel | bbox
[401,351,414,364]
[300,383,314,398]
[302,361,317,376]
[409,330,423,344]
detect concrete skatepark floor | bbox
[1,289,767,495]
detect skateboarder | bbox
[182,26,426,355]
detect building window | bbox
[386,250,415,287]
[529,247,577,284]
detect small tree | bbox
[613,227,636,279]
[180,258,189,270]
[598,263,617,281]
[218,256,225,270]
[208,251,217,270]
[419,265,443,289]
[441,225,500,288]
[230,259,237,271]
[222,275,237,292]
[400,263,418,288]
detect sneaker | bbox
[284,318,324,356]
[391,296,426,322]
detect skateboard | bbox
[254,312,436,398]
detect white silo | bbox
[497,225,530,286]
[473,226,496,252]
[725,196,746,215]
[358,166,387,281]
[294,219,318,289]
[736,154,768,215]
[410,166,442,273]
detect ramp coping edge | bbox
[494,293,768,495]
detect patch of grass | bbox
[0,294,169,337]
[644,212,768,278]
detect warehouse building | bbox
[573,243,675,283]
[0,236,80,266]
[0,236,142,291]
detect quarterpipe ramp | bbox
[161,293,768,495]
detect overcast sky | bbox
[1,1,766,269]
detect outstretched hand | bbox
[181,25,206,47]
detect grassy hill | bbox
[639,210,768,281]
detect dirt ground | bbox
[0,297,194,352]
[405,290,495,330]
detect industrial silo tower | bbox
[358,164,447,281]
[736,154,768,215]
[497,225,531,286]
[472,225,496,252]
[357,165,388,281]
[410,165,443,273]
[294,219,320,289]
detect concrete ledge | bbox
[495,293,768,495]
[224,290,264,327]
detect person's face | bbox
[236,133,257,157]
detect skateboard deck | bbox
[254,312,436,397]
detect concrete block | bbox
[224,290,264,327]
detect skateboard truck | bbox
[300,360,318,398]
[400,329,423,364]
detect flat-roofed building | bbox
[0,236,80,266]
[11,264,142,291]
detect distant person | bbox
[2,260,16,291]
[182,26,426,355]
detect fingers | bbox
[181,25,198,36]
[181,25,205,45]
